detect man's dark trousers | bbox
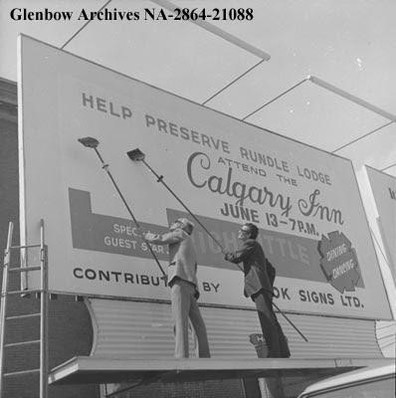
[251,289,290,358]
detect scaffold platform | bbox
[48,356,394,385]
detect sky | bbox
[1,0,396,174]
[1,0,395,314]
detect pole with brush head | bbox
[127,148,226,254]
[78,137,167,279]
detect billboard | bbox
[366,166,396,281]
[18,35,392,320]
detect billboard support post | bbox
[78,138,167,279]
[376,216,396,282]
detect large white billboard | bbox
[18,35,392,320]
[366,166,396,282]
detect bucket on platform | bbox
[249,333,268,358]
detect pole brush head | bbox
[127,148,146,161]
[78,137,100,148]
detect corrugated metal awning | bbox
[88,299,385,360]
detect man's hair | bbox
[244,223,259,239]
[178,218,194,235]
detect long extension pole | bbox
[265,292,308,342]
[230,267,308,341]
[78,138,166,278]
[127,149,308,342]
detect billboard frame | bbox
[17,34,393,321]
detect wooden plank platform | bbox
[48,356,394,385]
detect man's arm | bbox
[224,240,256,264]
[143,229,186,245]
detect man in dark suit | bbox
[224,223,290,358]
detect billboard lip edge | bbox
[48,290,394,322]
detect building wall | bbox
[105,379,248,398]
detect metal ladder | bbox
[0,220,49,398]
